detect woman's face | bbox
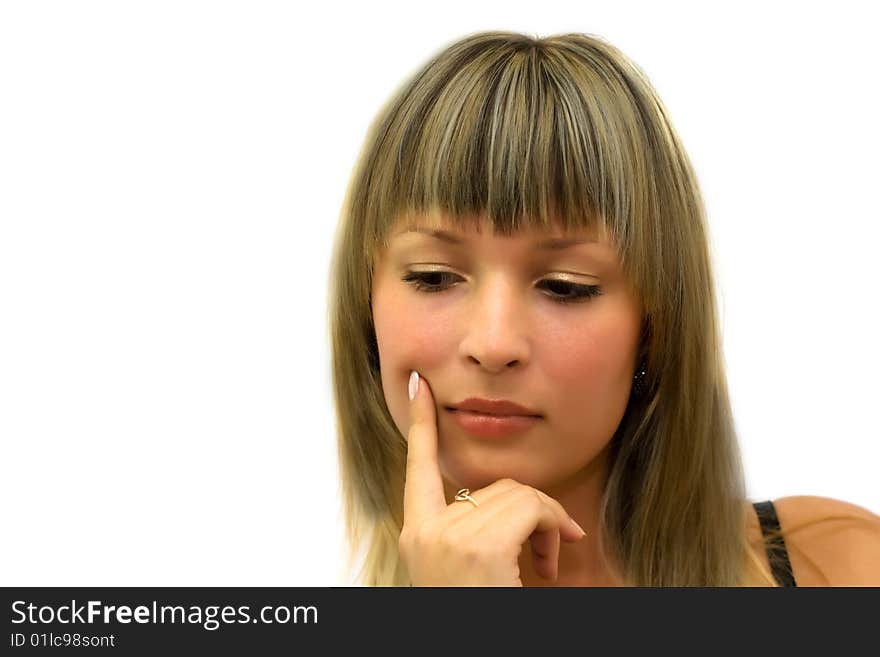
[370,212,645,492]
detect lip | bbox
[447,397,541,417]
[446,408,541,438]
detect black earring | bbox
[632,359,648,397]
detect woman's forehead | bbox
[390,210,609,242]
[384,212,623,270]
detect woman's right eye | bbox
[400,270,458,293]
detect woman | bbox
[327,30,880,586]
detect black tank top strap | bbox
[753,500,798,587]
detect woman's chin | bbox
[439,457,547,493]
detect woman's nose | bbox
[459,277,530,371]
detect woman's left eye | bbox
[400,270,602,305]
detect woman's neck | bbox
[517,448,625,587]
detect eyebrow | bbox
[397,227,597,249]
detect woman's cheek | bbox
[545,324,631,418]
[374,297,449,434]
[394,300,455,366]
[545,328,605,381]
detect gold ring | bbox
[454,488,479,508]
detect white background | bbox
[1,1,877,586]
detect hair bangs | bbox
[370,34,652,253]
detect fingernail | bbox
[570,518,586,537]
[408,370,420,401]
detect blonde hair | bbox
[328,30,789,586]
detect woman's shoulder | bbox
[760,495,880,586]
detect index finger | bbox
[403,370,448,524]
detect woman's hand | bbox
[399,371,586,586]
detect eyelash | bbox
[400,270,603,305]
